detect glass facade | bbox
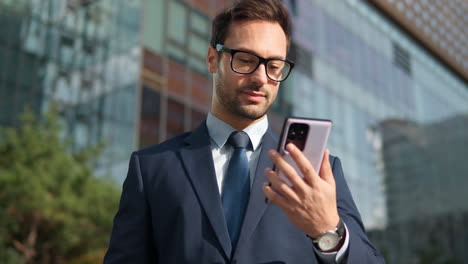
[282,0,468,262]
[0,0,142,181]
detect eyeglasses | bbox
[215,44,294,82]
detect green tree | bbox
[0,107,120,264]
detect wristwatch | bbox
[312,219,346,252]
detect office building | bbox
[369,115,468,262]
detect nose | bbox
[249,63,269,86]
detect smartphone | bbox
[275,117,332,186]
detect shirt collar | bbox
[206,112,269,151]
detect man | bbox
[104,0,384,263]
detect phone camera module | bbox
[286,123,309,151]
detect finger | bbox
[263,182,291,209]
[319,149,335,185]
[285,143,319,187]
[264,168,301,204]
[268,150,308,193]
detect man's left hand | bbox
[263,143,340,238]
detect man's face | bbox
[207,20,288,124]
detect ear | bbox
[206,46,218,74]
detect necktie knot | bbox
[228,131,250,149]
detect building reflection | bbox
[0,0,141,180]
[369,115,468,263]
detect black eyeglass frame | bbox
[215,44,295,82]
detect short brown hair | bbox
[210,0,292,48]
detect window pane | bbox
[168,1,187,44]
[143,0,164,53]
[139,86,160,148]
[189,34,207,58]
[190,11,209,35]
[166,97,185,139]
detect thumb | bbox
[320,149,335,185]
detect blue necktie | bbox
[222,131,251,249]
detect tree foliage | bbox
[0,107,120,264]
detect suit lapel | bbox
[179,122,232,259]
[234,128,278,257]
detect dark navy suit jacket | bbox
[104,122,384,263]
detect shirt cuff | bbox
[313,222,350,263]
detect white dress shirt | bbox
[206,113,268,194]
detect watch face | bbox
[318,233,340,251]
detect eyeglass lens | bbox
[232,52,291,81]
